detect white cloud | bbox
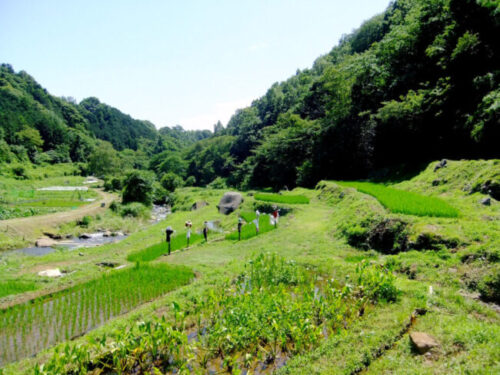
[179,98,253,130]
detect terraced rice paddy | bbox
[335,181,460,218]
[226,211,276,240]
[0,187,98,220]
[254,193,309,204]
[0,263,193,366]
[0,281,37,299]
[127,231,205,262]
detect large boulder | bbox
[217,192,243,215]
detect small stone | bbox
[410,332,439,354]
[480,197,491,206]
[103,231,112,237]
[79,252,84,256]
[79,233,92,239]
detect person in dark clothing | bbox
[203,221,208,242]
[237,217,243,241]
[165,226,174,255]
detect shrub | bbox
[160,172,183,192]
[207,177,227,189]
[185,175,196,186]
[477,266,500,304]
[355,260,399,302]
[123,171,154,206]
[11,165,27,179]
[120,202,150,219]
[109,200,120,213]
[77,216,92,227]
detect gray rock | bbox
[217,192,243,215]
[43,232,62,240]
[410,332,439,354]
[79,233,92,239]
[103,231,112,237]
[35,238,58,247]
[434,159,448,172]
[78,252,84,256]
[480,197,491,206]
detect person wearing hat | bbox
[165,226,174,255]
[185,220,192,247]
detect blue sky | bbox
[0,0,390,130]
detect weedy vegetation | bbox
[31,254,398,375]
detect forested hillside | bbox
[208,0,500,189]
[0,64,209,175]
[1,0,499,193]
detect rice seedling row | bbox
[0,263,193,366]
[127,231,205,262]
[0,281,38,299]
[335,181,459,218]
[254,193,309,204]
[226,212,276,241]
[33,254,398,375]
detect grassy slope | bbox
[1,161,499,374]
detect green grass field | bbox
[335,181,460,218]
[254,192,309,204]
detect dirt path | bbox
[0,189,117,240]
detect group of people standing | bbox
[164,206,280,254]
